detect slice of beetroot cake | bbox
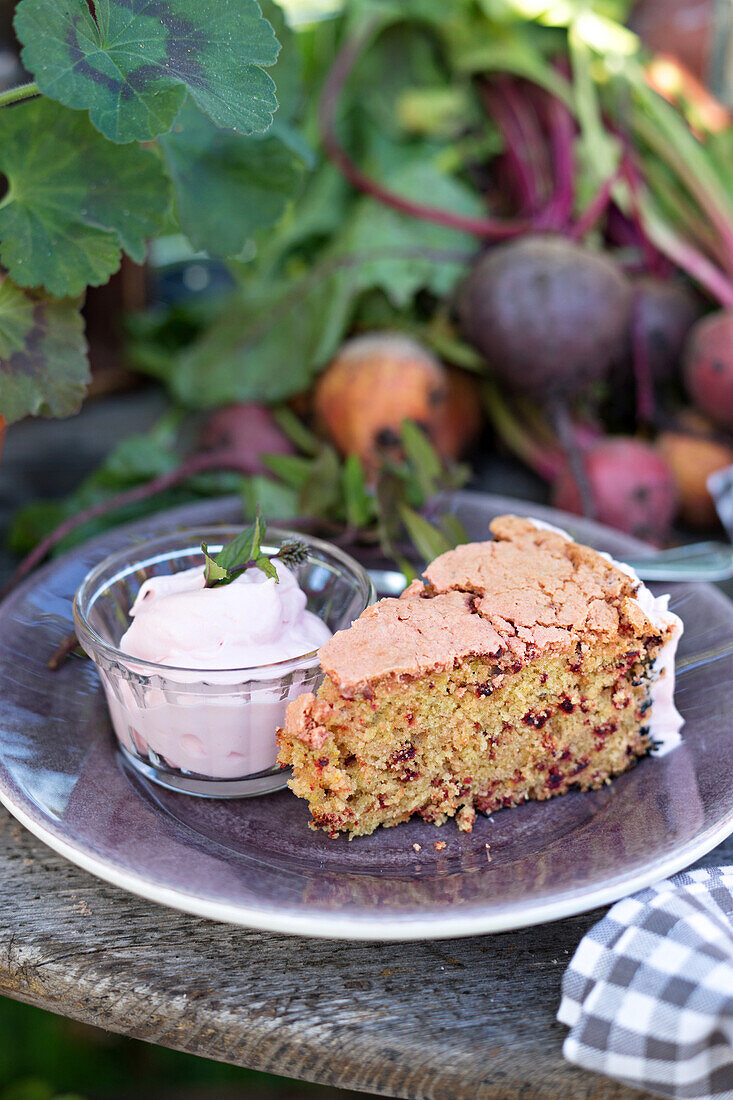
[277,516,683,837]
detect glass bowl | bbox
[73,527,375,798]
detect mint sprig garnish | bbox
[201,514,307,588]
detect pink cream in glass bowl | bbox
[73,527,375,797]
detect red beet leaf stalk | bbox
[2,452,336,598]
[320,25,544,240]
[482,381,564,483]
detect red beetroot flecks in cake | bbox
[278,515,683,837]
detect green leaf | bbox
[339,160,481,307]
[398,504,453,563]
[400,420,443,500]
[159,159,478,407]
[159,96,306,257]
[6,415,237,554]
[242,474,299,521]
[262,453,315,491]
[15,0,280,143]
[254,553,278,580]
[438,511,469,548]
[451,24,573,105]
[342,454,373,528]
[299,445,342,516]
[0,279,89,424]
[170,260,356,406]
[214,512,265,572]
[0,99,170,296]
[201,541,230,586]
[272,405,321,456]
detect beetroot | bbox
[630,275,702,384]
[629,0,714,83]
[198,403,295,474]
[456,236,631,397]
[682,310,733,430]
[552,437,677,543]
[431,368,484,459]
[313,332,448,470]
[658,430,733,528]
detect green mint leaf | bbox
[201,541,230,587]
[15,0,280,144]
[0,279,89,424]
[0,100,170,296]
[254,554,278,581]
[160,97,305,257]
[215,513,265,572]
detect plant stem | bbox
[2,451,257,597]
[550,400,595,520]
[631,295,655,427]
[482,381,563,483]
[318,25,533,240]
[570,173,618,240]
[479,79,540,214]
[0,82,39,108]
[642,201,733,306]
[48,631,84,671]
[538,93,576,231]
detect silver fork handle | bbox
[624,542,733,582]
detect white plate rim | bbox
[2,490,732,940]
[1,784,731,940]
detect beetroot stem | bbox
[496,78,554,200]
[482,381,563,482]
[550,400,596,520]
[619,152,671,278]
[537,93,576,232]
[643,205,733,307]
[631,295,656,426]
[570,172,618,240]
[318,26,533,240]
[3,451,262,597]
[479,79,538,214]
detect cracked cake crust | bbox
[278,516,683,838]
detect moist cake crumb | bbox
[278,516,683,837]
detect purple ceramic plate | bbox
[0,492,732,941]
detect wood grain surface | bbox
[0,800,729,1100]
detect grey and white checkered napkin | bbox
[558,867,733,1100]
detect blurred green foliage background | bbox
[0,997,355,1100]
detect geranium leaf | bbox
[15,0,280,143]
[0,99,170,296]
[160,97,306,256]
[0,279,89,425]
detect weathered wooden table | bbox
[1,395,731,1100]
